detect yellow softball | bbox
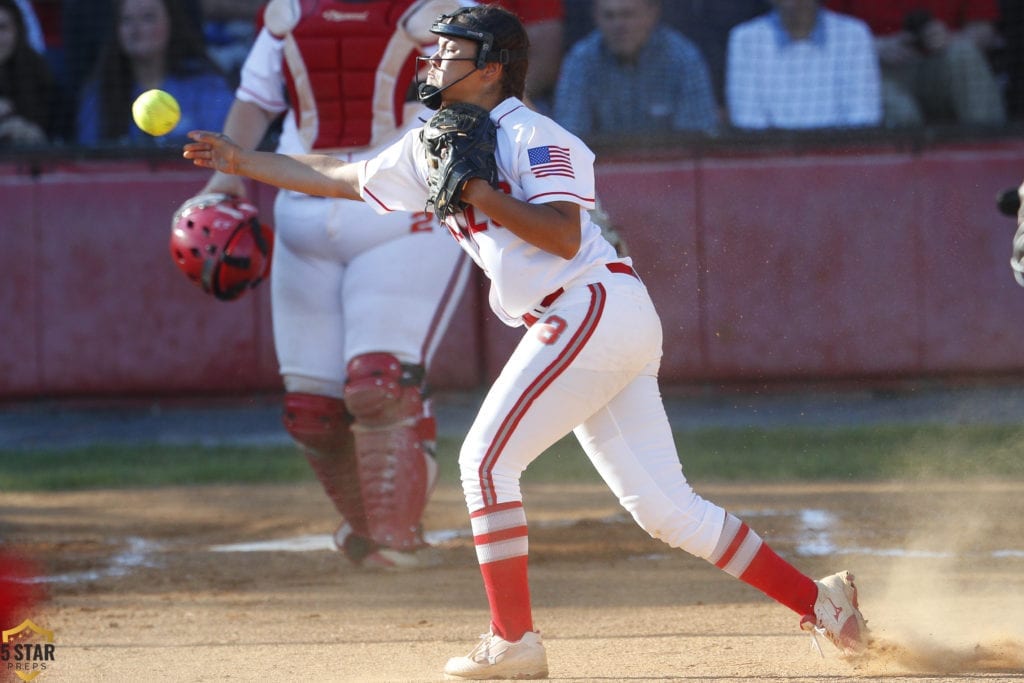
[131,89,181,137]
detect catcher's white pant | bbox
[459,266,727,559]
[271,190,469,393]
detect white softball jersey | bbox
[360,97,622,326]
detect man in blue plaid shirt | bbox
[553,0,719,139]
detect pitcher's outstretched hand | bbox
[183,131,242,175]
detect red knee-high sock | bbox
[709,512,818,616]
[471,501,534,641]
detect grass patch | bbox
[0,445,310,491]
[522,424,1024,483]
[3,424,1023,491]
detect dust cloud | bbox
[857,494,1024,675]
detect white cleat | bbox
[332,522,353,551]
[361,544,441,571]
[800,570,869,655]
[444,630,548,680]
[332,522,440,570]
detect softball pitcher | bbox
[183,5,869,678]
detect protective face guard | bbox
[429,8,528,68]
[430,9,494,69]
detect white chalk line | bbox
[24,509,1024,586]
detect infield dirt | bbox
[4,478,1023,682]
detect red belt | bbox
[523,263,639,326]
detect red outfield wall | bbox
[3,141,1024,400]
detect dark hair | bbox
[441,5,530,101]
[0,0,56,135]
[88,0,222,141]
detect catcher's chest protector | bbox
[283,0,422,150]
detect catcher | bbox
[184,5,869,678]
[170,0,472,571]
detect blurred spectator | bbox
[491,0,565,112]
[826,0,1006,126]
[0,0,56,145]
[726,0,881,130]
[59,0,202,139]
[660,0,771,106]
[75,0,232,146]
[553,0,718,140]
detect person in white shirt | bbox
[726,0,881,129]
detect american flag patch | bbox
[527,145,574,179]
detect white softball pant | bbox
[271,190,470,394]
[459,265,727,560]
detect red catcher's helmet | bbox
[170,194,273,301]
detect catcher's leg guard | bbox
[344,353,433,552]
[281,393,377,562]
